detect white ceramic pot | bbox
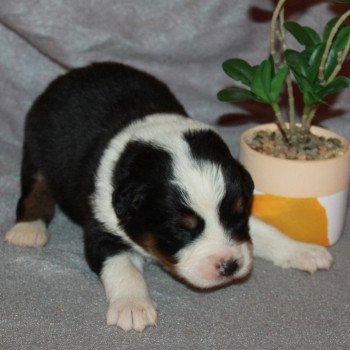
[239,123,350,246]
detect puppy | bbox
[4,62,333,332]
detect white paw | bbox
[106,297,157,332]
[4,220,48,247]
[274,242,333,273]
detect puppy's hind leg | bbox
[4,146,55,247]
[249,216,333,273]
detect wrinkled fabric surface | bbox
[0,1,349,349]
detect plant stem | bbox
[302,105,317,132]
[318,9,350,86]
[305,108,317,130]
[270,0,286,67]
[279,8,286,55]
[278,7,296,133]
[286,76,296,130]
[270,0,289,134]
[271,103,289,136]
[271,0,297,134]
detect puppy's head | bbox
[113,129,254,289]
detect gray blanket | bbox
[1,1,349,349]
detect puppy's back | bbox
[24,62,187,222]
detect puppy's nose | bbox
[219,259,239,277]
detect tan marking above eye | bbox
[180,214,199,230]
[232,197,244,213]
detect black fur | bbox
[84,220,130,275]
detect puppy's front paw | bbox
[275,242,333,273]
[106,297,157,332]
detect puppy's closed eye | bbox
[180,214,199,230]
[179,212,204,235]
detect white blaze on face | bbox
[172,156,253,289]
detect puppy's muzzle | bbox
[174,241,253,289]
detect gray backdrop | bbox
[1,1,349,349]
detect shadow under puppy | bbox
[5,62,333,332]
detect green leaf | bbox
[269,55,275,77]
[301,81,324,106]
[323,17,345,42]
[300,46,314,62]
[261,59,273,94]
[303,90,324,106]
[217,87,258,102]
[298,76,314,93]
[302,27,321,46]
[270,66,288,102]
[324,27,350,80]
[285,49,309,77]
[333,0,350,4]
[308,43,325,83]
[323,17,338,41]
[251,59,273,103]
[318,76,350,98]
[222,59,255,87]
[291,73,323,105]
[284,22,321,47]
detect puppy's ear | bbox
[112,181,148,221]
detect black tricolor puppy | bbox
[5,62,333,332]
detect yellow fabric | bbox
[252,194,329,246]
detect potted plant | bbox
[217,0,350,246]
